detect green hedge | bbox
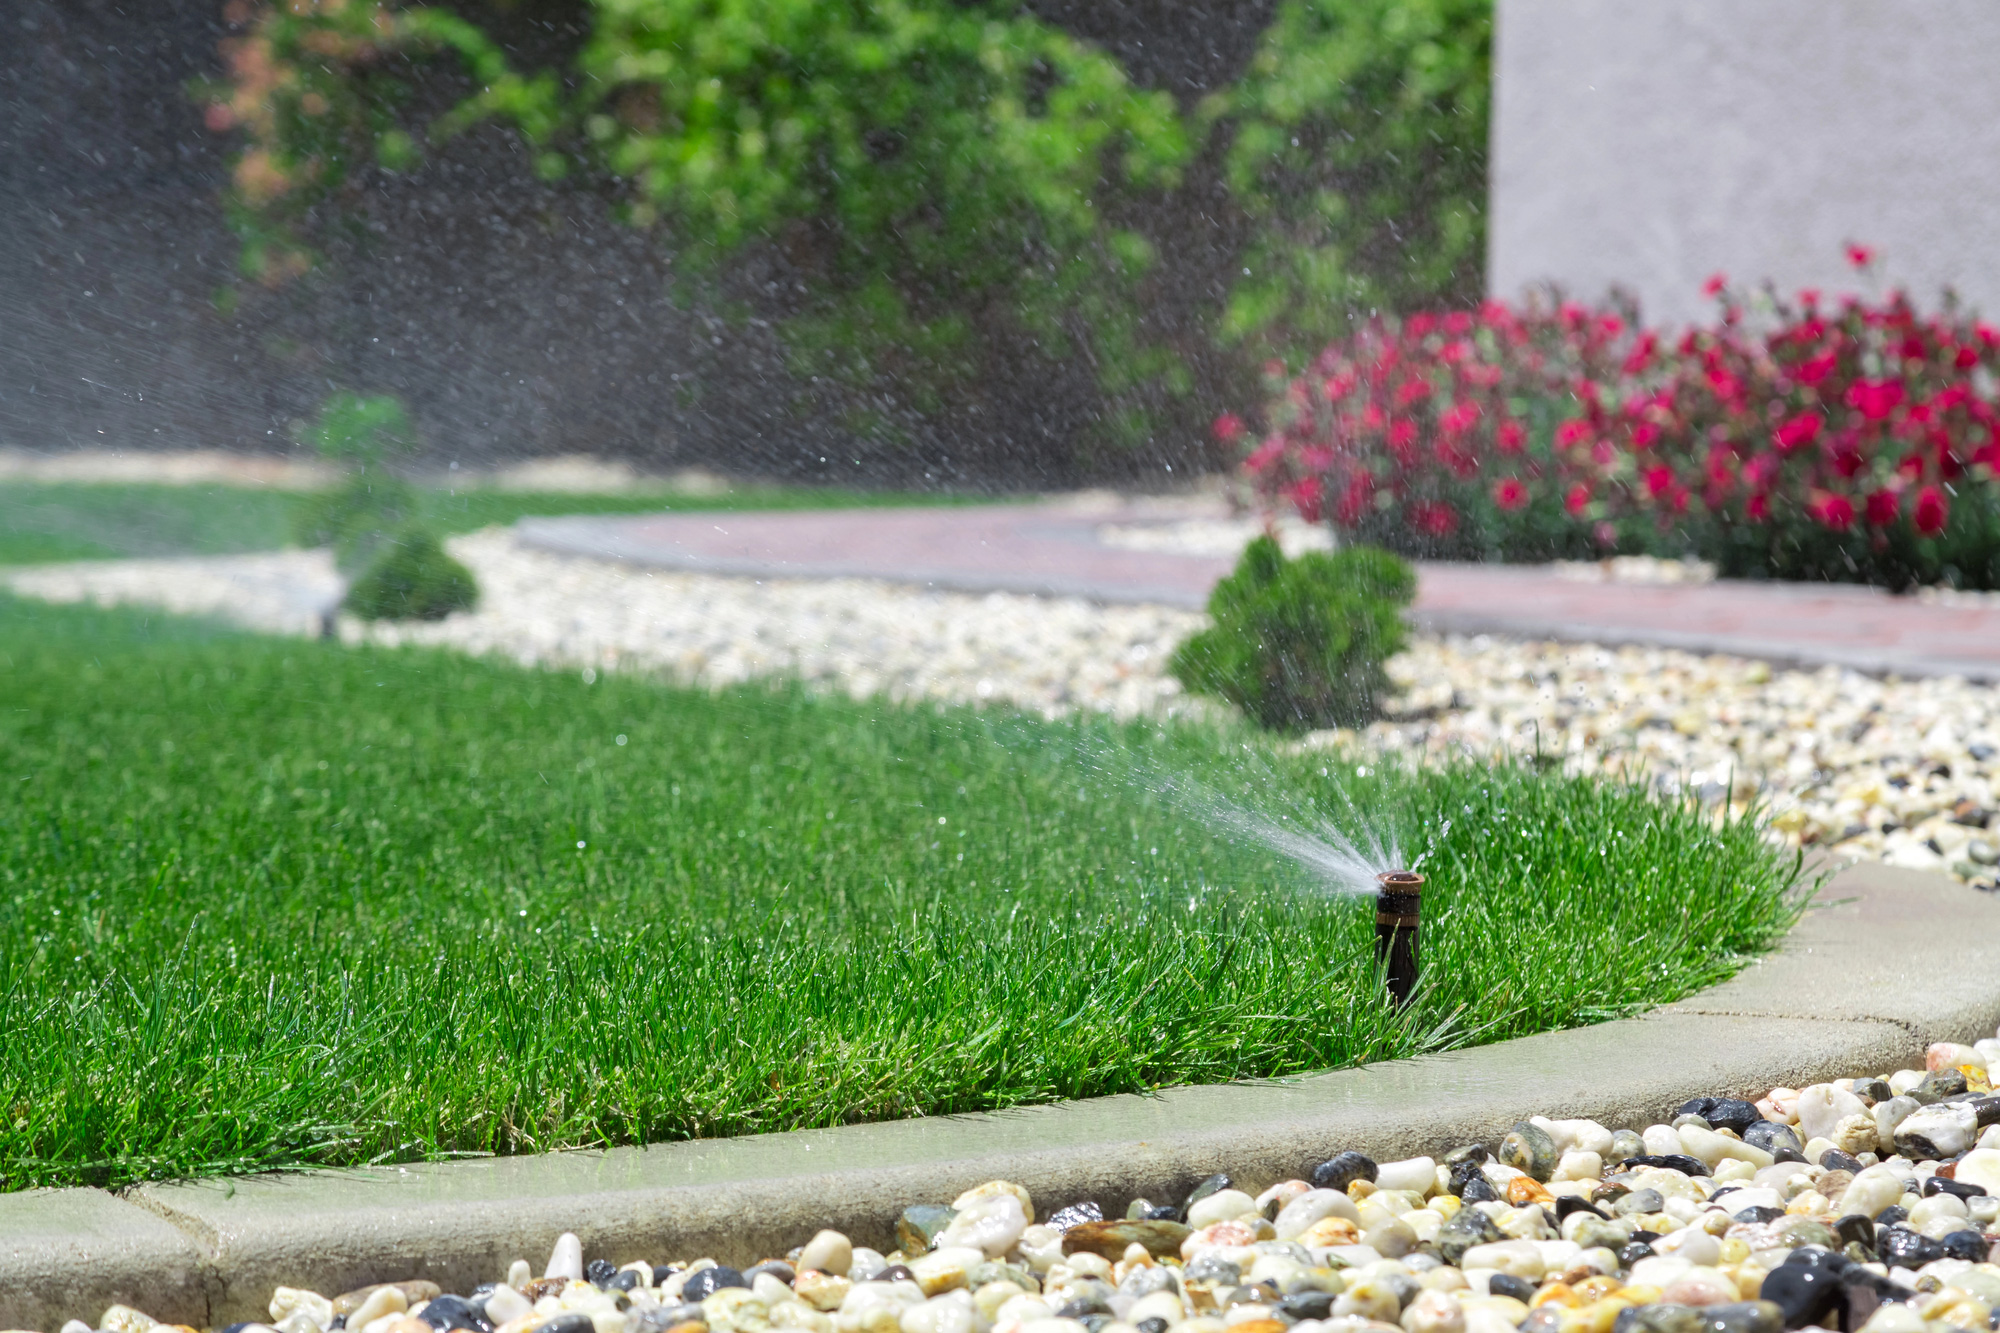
[204,0,1489,470]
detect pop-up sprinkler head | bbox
[1374,870,1423,1007]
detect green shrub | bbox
[202,0,1491,468]
[291,392,422,573]
[1172,537,1414,732]
[343,527,479,622]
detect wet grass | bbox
[0,596,1806,1190]
[0,480,998,565]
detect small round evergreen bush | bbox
[1171,536,1414,732]
[343,527,478,622]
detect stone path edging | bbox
[5,861,1997,1330]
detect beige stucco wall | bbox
[1488,1,2000,325]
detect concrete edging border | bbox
[6,861,1998,1330]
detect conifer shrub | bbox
[1171,536,1414,732]
[342,526,478,622]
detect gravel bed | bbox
[61,1032,2000,1333]
[8,530,2000,889]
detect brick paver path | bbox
[516,503,2000,681]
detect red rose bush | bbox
[1236,256,2000,589]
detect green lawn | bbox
[0,480,996,565]
[0,596,1805,1190]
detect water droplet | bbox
[576,840,587,849]
[615,734,628,745]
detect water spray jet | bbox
[1374,870,1422,1006]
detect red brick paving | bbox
[515,503,2000,681]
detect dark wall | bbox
[0,0,1271,486]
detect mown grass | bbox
[0,480,996,565]
[0,596,1806,1190]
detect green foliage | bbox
[207,0,1491,460]
[1212,0,1491,355]
[1172,536,1415,731]
[0,595,1800,1188]
[343,526,480,621]
[290,394,424,575]
[303,392,418,469]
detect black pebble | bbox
[1182,1173,1233,1214]
[418,1296,491,1333]
[1616,1238,1656,1267]
[1279,1292,1338,1322]
[1939,1230,1990,1263]
[586,1260,619,1287]
[744,1262,796,1286]
[1833,1215,1877,1253]
[876,1265,917,1284]
[1921,1175,1988,1200]
[533,1316,597,1333]
[1554,1196,1608,1221]
[1047,1202,1105,1231]
[1488,1275,1537,1304]
[1621,1153,1711,1177]
[1056,1298,1114,1319]
[1873,1205,1908,1226]
[1460,1176,1500,1203]
[1136,1321,1169,1333]
[680,1267,749,1302]
[1742,1122,1802,1156]
[1676,1097,1761,1135]
[606,1272,642,1294]
[1760,1262,1846,1330]
[1818,1149,1865,1174]
[1079,1317,1113,1333]
[651,1266,680,1288]
[1733,1205,1787,1224]
[1853,1079,1893,1105]
[1141,1203,1185,1223]
[1877,1226,1944,1268]
[1310,1151,1378,1192]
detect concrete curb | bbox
[5,862,1997,1329]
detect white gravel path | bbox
[8,527,1998,889]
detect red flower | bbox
[1564,483,1592,517]
[1288,476,1325,524]
[1409,500,1458,537]
[1643,465,1675,498]
[1845,378,1905,421]
[1389,419,1419,451]
[1747,492,1771,522]
[1212,413,1246,443]
[1394,378,1431,408]
[1630,421,1661,449]
[1864,489,1901,527]
[1809,491,1856,531]
[1492,476,1530,511]
[1243,438,1284,473]
[1797,350,1839,385]
[1702,273,1728,298]
[1439,401,1480,435]
[1334,475,1374,526]
[1555,419,1593,448]
[1322,374,1356,403]
[1772,411,1823,454]
[1913,485,1949,535]
[1846,243,1876,270]
[1496,419,1527,454]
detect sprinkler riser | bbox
[1374,870,1423,1007]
